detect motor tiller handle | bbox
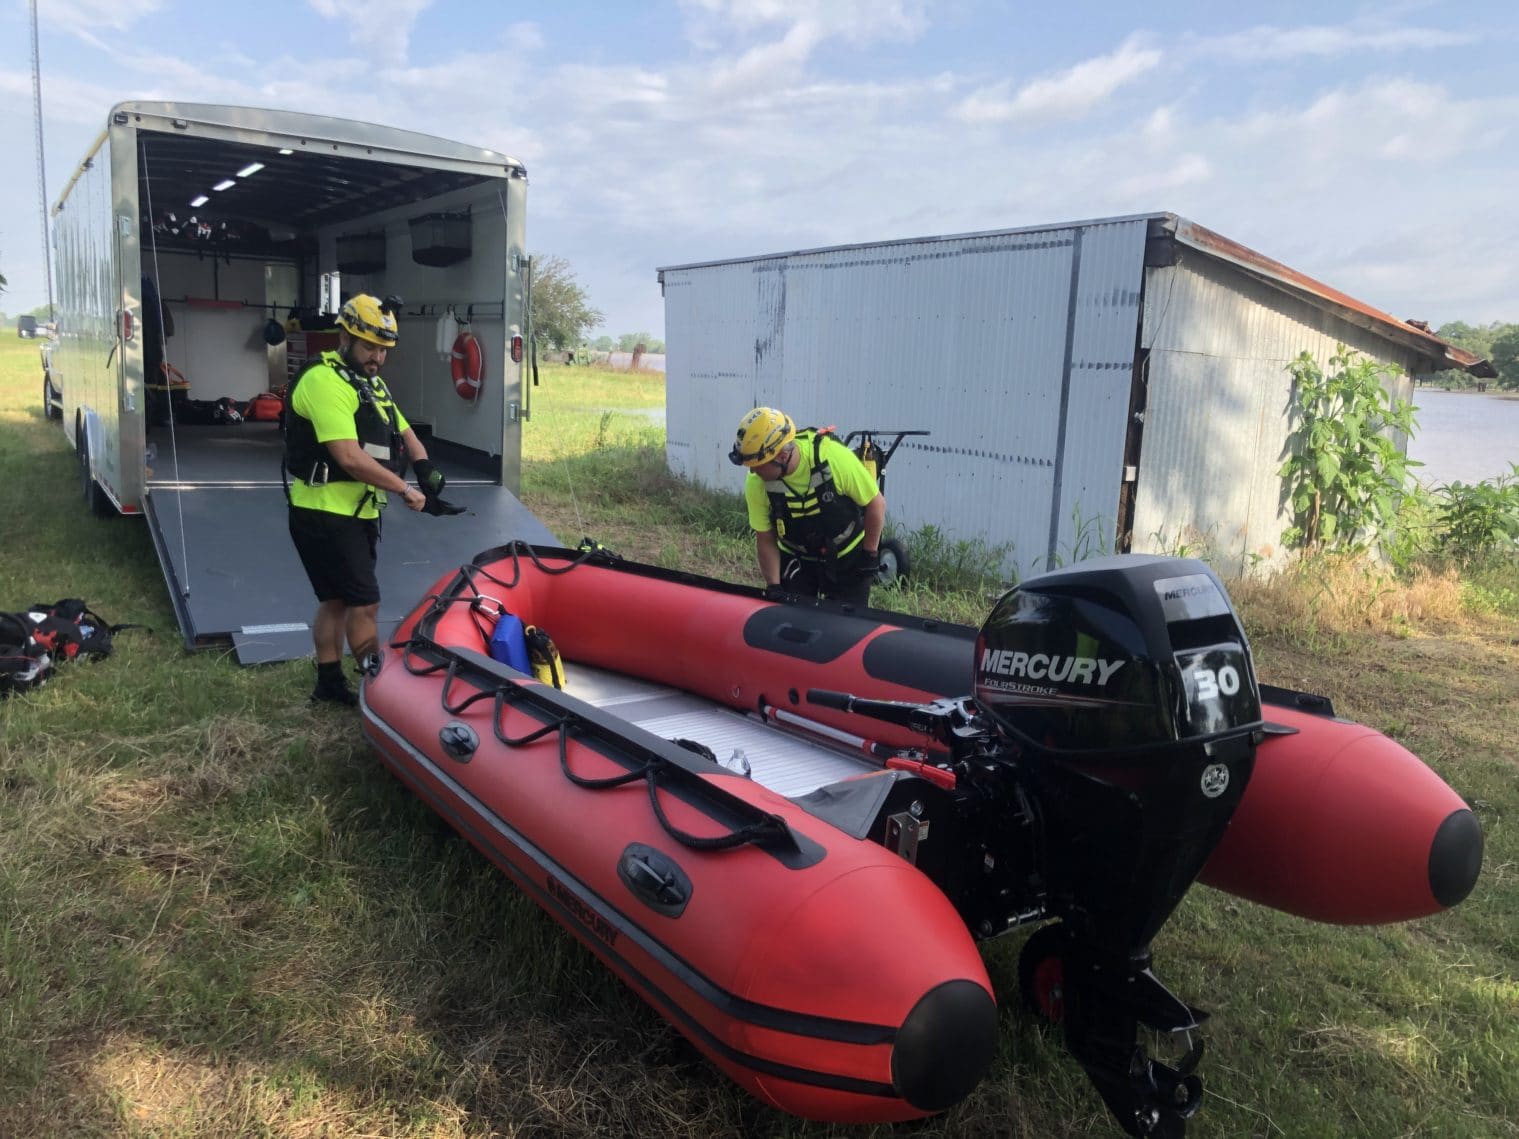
[805,688,951,737]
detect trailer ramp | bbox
[144,448,556,664]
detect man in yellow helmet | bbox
[284,293,455,705]
[730,407,886,606]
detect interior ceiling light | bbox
[213,179,236,191]
[189,194,209,207]
[237,162,265,177]
[278,148,294,155]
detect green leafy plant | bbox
[1433,464,1519,565]
[1279,346,1421,554]
[903,523,1013,593]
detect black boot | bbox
[311,660,358,706]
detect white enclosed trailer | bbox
[49,102,553,661]
[658,213,1489,580]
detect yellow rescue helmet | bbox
[729,407,796,467]
[337,293,399,348]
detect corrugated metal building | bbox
[657,212,1489,578]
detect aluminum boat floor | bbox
[562,662,872,798]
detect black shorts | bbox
[781,547,872,607]
[289,507,381,606]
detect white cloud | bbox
[308,0,436,67]
[952,35,1162,124]
[45,0,164,33]
[704,19,824,93]
[1198,22,1475,61]
[681,0,929,45]
[1232,78,1505,171]
[1140,104,1178,140]
[500,21,545,53]
[679,0,928,96]
[1110,153,1212,201]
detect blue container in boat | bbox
[487,612,531,674]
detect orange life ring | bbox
[451,331,483,401]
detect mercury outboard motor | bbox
[807,554,1265,1135]
[974,554,1261,1136]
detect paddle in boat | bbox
[358,543,1482,1137]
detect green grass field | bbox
[2,336,1516,1138]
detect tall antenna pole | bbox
[30,0,54,320]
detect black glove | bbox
[413,459,446,497]
[422,494,466,516]
[854,548,882,580]
[762,583,791,602]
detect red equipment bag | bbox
[244,392,285,421]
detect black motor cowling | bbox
[975,555,1262,953]
[975,554,1261,758]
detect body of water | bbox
[1406,389,1519,487]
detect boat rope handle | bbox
[545,717,786,849]
[460,539,603,597]
[386,566,798,856]
[642,767,791,851]
[431,653,792,853]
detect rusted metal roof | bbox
[1163,216,1496,378]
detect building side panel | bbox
[663,263,770,487]
[1134,256,1426,573]
[1050,219,1149,567]
[752,262,787,412]
[761,231,1084,578]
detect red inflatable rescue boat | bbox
[360,544,1481,1137]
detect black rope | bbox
[644,768,792,851]
[382,541,795,856]
[421,645,789,854]
[438,659,500,716]
[555,721,650,789]
[460,539,604,597]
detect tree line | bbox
[528,255,663,355]
[1431,321,1519,389]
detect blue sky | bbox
[1,0,1515,339]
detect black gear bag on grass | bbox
[0,600,147,697]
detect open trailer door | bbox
[50,102,550,662]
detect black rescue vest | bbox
[763,429,865,560]
[283,351,406,486]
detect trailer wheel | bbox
[875,537,911,586]
[77,426,114,518]
[1017,923,1069,1025]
